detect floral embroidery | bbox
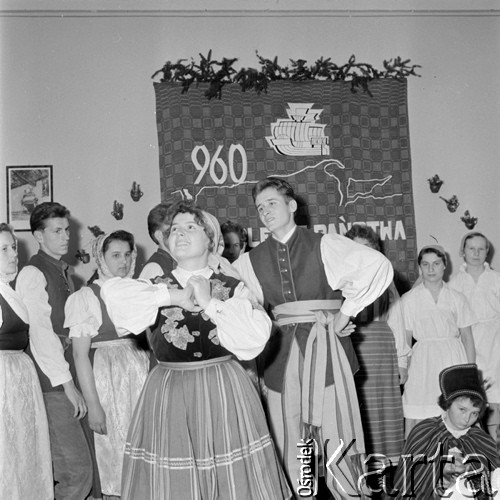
[200,278,232,321]
[192,330,200,337]
[160,307,185,333]
[211,279,231,301]
[208,328,220,345]
[164,324,195,350]
[153,276,178,288]
[193,352,202,358]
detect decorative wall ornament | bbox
[88,225,105,238]
[461,210,478,230]
[111,200,124,220]
[440,195,460,213]
[75,249,90,264]
[130,181,144,202]
[152,51,420,100]
[427,174,444,193]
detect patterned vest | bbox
[150,272,240,362]
[249,227,358,391]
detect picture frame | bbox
[6,165,53,231]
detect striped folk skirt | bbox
[351,321,405,463]
[121,356,292,500]
[0,350,53,499]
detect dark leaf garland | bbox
[152,51,421,100]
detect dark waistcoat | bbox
[249,227,358,392]
[26,250,74,392]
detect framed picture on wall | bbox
[6,165,53,231]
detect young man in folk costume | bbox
[234,177,394,499]
[16,202,96,499]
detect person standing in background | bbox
[139,202,175,280]
[401,245,476,437]
[345,224,407,467]
[221,220,248,264]
[16,202,94,500]
[0,222,53,499]
[450,232,500,449]
[67,230,149,497]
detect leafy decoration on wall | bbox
[152,50,421,100]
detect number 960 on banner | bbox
[191,144,248,185]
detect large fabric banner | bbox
[154,80,418,286]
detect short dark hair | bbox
[418,246,447,267]
[220,220,247,247]
[437,393,487,418]
[167,200,215,252]
[30,202,70,234]
[147,202,171,245]
[102,230,135,254]
[252,177,296,203]
[345,224,381,252]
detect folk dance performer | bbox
[101,200,291,499]
[234,177,394,499]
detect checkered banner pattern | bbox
[154,80,418,285]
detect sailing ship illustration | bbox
[266,103,330,156]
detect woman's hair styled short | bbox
[167,200,216,252]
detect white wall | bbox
[1,2,499,283]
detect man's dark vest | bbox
[26,250,74,392]
[249,227,358,392]
[143,249,175,277]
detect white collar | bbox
[274,225,297,244]
[172,266,212,288]
[441,413,470,438]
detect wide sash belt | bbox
[273,299,355,430]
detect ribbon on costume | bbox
[273,299,366,498]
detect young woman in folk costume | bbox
[401,245,476,437]
[101,200,291,500]
[66,230,150,497]
[0,223,53,499]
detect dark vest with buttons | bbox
[0,292,29,350]
[26,250,74,392]
[249,227,358,392]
